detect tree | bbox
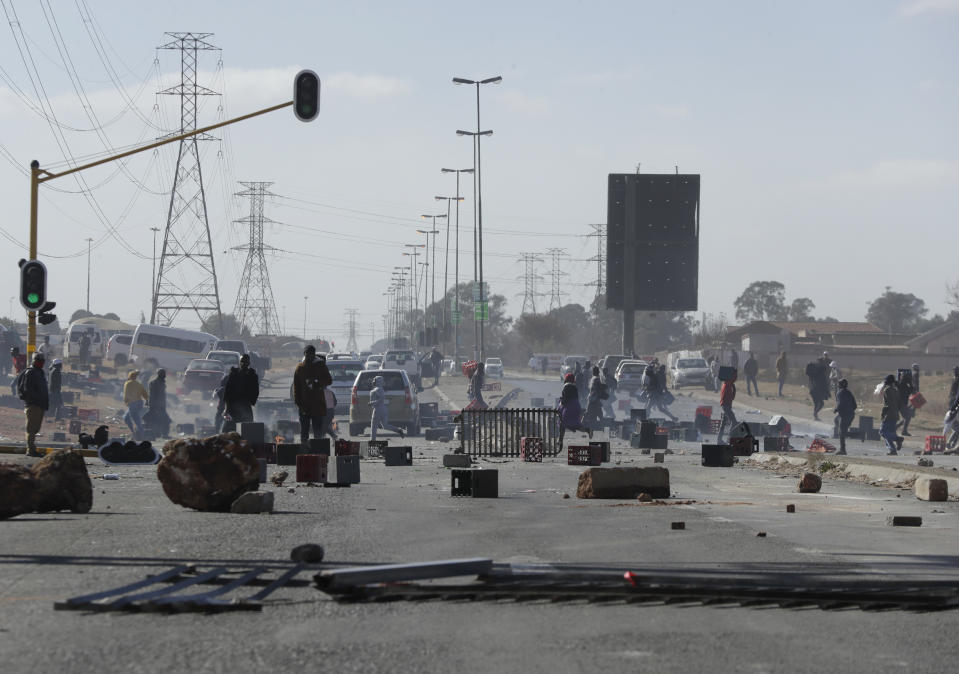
[102,312,120,321]
[733,281,787,322]
[69,309,93,323]
[866,287,928,333]
[787,297,816,322]
[200,313,250,339]
[513,313,571,352]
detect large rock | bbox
[0,464,39,519]
[576,467,670,499]
[230,491,274,514]
[915,477,948,502]
[31,450,93,514]
[157,433,259,512]
[798,472,822,493]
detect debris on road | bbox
[887,515,922,527]
[156,433,259,512]
[799,472,822,493]
[576,467,670,499]
[290,544,325,563]
[230,491,274,514]
[914,477,948,502]
[270,470,289,486]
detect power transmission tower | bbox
[345,308,359,354]
[152,32,222,328]
[517,252,543,315]
[585,224,607,298]
[232,181,281,336]
[545,247,567,311]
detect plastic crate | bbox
[909,392,927,409]
[295,454,328,483]
[708,418,722,434]
[335,439,360,456]
[567,445,602,466]
[695,406,712,419]
[924,435,946,454]
[367,440,387,459]
[520,436,544,462]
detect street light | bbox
[402,245,424,346]
[434,195,465,346]
[440,168,474,365]
[418,219,443,344]
[453,74,501,362]
[303,295,308,340]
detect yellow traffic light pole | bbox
[26,99,294,357]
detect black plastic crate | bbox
[701,444,734,467]
[367,440,387,459]
[470,469,498,498]
[568,445,602,466]
[384,446,413,466]
[589,441,611,462]
[451,469,472,497]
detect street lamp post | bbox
[440,168,473,366]
[303,296,308,340]
[454,75,501,362]
[402,245,424,346]
[434,194,464,347]
[418,218,444,344]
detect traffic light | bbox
[293,69,320,122]
[38,301,57,326]
[19,259,47,311]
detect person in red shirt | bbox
[11,347,27,374]
[717,371,738,444]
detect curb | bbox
[0,445,99,458]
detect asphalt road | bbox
[2,370,958,673]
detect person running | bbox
[896,370,916,437]
[369,375,404,441]
[558,373,590,443]
[775,351,788,397]
[743,352,759,396]
[716,371,738,444]
[123,370,149,441]
[879,374,904,456]
[834,378,856,456]
[18,352,49,457]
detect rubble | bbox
[798,472,822,493]
[914,477,948,502]
[291,543,325,563]
[0,464,39,519]
[576,467,669,499]
[156,433,259,512]
[32,450,94,514]
[230,491,274,514]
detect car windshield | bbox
[564,356,586,365]
[188,360,223,372]
[487,358,502,365]
[677,359,708,368]
[328,361,364,381]
[355,371,407,391]
[208,352,239,366]
[619,363,645,374]
[386,351,414,361]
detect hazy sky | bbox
[1,0,957,343]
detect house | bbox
[905,321,959,356]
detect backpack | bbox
[805,362,817,378]
[598,382,609,400]
[15,369,28,400]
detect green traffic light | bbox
[27,292,39,305]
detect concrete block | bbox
[798,472,822,493]
[887,515,922,527]
[915,477,948,502]
[443,454,472,468]
[230,491,274,514]
[576,466,670,499]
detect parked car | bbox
[326,352,357,361]
[364,354,383,370]
[206,350,242,370]
[485,357,503,377]
[560,355,589,380]
[105,333,133,367]
[348,369,419,436]
[598,354,630,375]
[614,359,649,393]
[182,359,226,393]
[383,349,421,390]
[326,359,366,415]
[670,357,711,389]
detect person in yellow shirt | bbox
[123,370,149,441]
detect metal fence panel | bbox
[459,408,561,457]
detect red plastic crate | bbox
[520,436,543,462]
[567,445,602,466]
[695,406,713,419]
[909,392,927,409]
[77,408,99,422]
[462,360,478,378]
[924,435,946,454]
[335,439,360,456]
[295,454,328,483]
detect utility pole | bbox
[85,237,93,312]
[518,252,543,315]
[152,32,222,330]
[345,308,359,354]
[585,224,606,298]
[440,168,473,367]
[303,296,308,340]
[545,247,567,312]
[232,181,281,336]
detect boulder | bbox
[576,467,670,499]
[230,490,274,514]
[0,464,39,519]
[798,472,822,493]
[914,477,948,502]
[31,450,93,514]
[157,433,259,511]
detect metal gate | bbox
[458,408,562,457]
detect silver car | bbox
[326,359,366,415]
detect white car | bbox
[485,357,503,377]
[364,354,384,370]
[383,349,421,390]
[206,350,242,370]
[614,359,649,393]
[105,333,133,367]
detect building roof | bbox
[905,320,959,349]
[771,321,884,336]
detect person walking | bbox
[220,354,260,431]
[807,358,830,421]
[949,367,959,409]
[143,369,171,438]
[709,356,720,393]
[911,363,921,392]
[601,366,617,420]
[78,333,91,367]
[558,373,590,443]
[896,370,916,437]
[322,386,339,440]
[429,347,443,387]
[583,366,606,429]
[18,352,49,457]
[775,351,788,397]
[879,374,904,455]
[369,375,404,441]
[743,352,759,396]
[123,370,148,441]
[716,371,738,444]
[293,345,333,447]
[467,362,487,408]
[48,358,63,421]
[833,378,856,456]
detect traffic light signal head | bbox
[19,259,47,311]
[293,69,320,122]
